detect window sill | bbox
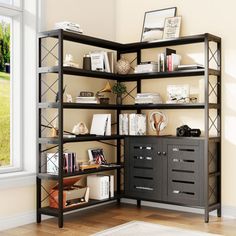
[0,171,35,190]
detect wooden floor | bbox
[2,203,236,236]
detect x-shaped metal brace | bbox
[41,42,59,63]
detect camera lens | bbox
[177,128,185,136]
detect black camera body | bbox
[176,125,201,137]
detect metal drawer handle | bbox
[173,190,180,194]
[135,186,154,191]
[145,157,152,160]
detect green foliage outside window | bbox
[0,21,10,71]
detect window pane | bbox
[0,15,11,167]
[0,0,12,4]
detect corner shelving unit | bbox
[37,29,221,227]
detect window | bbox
[0,15,11,167]
[0,1,22,173]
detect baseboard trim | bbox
[0,200,116,231]
[0,211,33,231]
[1,200,235,231]
[121,198,236,218]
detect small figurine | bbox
[51,127,58,137]
[66,93,73,103]
[64,54,79,68]
[72,122,89,135]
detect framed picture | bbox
[163,16,182,39]
[88,148,107,165]
[141,7,177,42]
[166,84,190,103]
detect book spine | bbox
[73,153,76,172]
[160,53,165,72]
[157,54,161,72]
[103,51,111,73]
[119,114,123,135]
[169,55,173,72]
[63,153,68,173]
[129,114,136,135]
[109,175,114,198]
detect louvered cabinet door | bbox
[124,137,162,201]
[163,138,204,206]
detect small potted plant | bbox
[112,82,127,105]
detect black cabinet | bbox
[125,136,205,207]
[125,137,162,201]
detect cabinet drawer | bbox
[132,167,154,178]
[128,176,160,200]
[133,155,154,169]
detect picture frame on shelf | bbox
[141,7,177,42]
[163,16,182,39]
[166,84,190,103]
[88,148,107,165]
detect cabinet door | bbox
[163,138,204,206]
[124,137,162,201]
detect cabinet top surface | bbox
[38,29,221,51]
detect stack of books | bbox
[135,93,162,104]
[54,21,83,34]
[119,113,146,135]
[134,62,158,73]
[157,48,181,72]
[76,96,98,104]
[46,152,77,175]
[158,52,181,72]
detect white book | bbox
[103,52,111,73]
[90,52,104,71]
[109,175,114,198]
[129,114,146,135]
[90,114,111,135]
[98,174,113,198]
[107,52,115,73]
[87,175,109,200]
[119,114,129,135]
[129,114,137,135]
[136,114,146,135]
[171,53,181,71]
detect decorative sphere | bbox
[116,57,131,74]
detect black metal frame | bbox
[37,29,221,227]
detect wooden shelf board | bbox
[39,193,121,216]
[38,164,124,180]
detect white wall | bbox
[116,0,236,209]
[40,0,116,40]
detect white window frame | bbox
[0,2,23,173]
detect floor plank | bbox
[2,203,236,236]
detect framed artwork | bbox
[166,84,190,103]
[141,7,177,42]
[163,16,182,39]
[88,148,107,165]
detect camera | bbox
[176,125,201,137]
